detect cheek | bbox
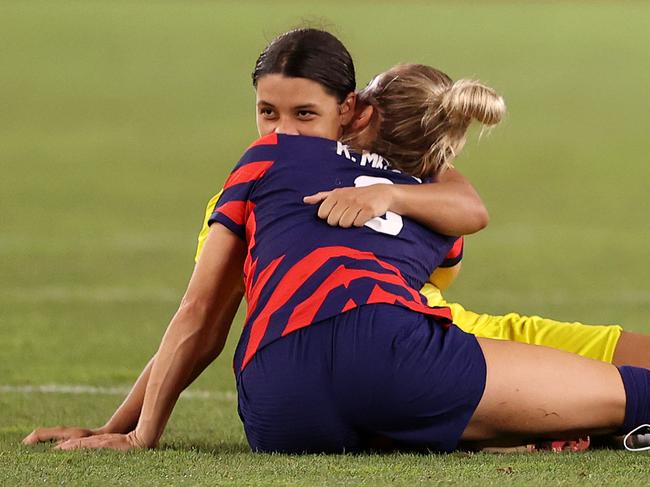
[256,117,273,136]
[311,114,342,139]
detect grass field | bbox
[2,0,650,485]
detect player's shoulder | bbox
[245,133,336,153]
[235,133,281,167]
[246,132,279,150]
[239,133,335,161]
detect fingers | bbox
[23,426,95,445]
[337,207,362,228]
[54,439,81,450]
[23,427,70,445]
[303,192,330,205]
[24,428,140,451]
[55,434,133,451]
[352,209,375,227]
[317,199,371,228]
[22,429,42,445]
[324,201,361,228]
[306,187,383,228]
[317,195,337,221]
[325,201,344,226]
[314,190,357,226]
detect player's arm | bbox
[50,133,272,450]
[429,262,462,291]
[390,168,488,236]
[304,168,488,237]
[100,269,243,435]
[27,224,245,450]
[23,232,243,445]
[425,235,465,293]
[130,223,245,448]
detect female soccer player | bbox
[24,38,650,452]
[193,29,650,371]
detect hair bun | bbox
[441,79,505,126]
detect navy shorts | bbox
[236,304,487,453]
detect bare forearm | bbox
[128,224,245,448]
[134,307,216,447]
[99,355,156,434]
[390,182,488,236]
[101,351,210,435]
[101,288,242,436]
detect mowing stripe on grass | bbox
[4,286,180,303]
[0,384,236,401]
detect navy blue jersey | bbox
[209,134,457,371]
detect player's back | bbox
[242,134,454,285]
[210,134,456,370]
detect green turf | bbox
[2,0,650,485]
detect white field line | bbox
[0,384,236,401]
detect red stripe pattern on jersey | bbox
[223,161,274,191]
[241,245,452,370]
[209,134,459,372]
[439,236,464,268]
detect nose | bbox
[273,120,300,135]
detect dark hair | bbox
[252,28,356,103]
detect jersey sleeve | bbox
[438,236,464,268]
[207,133,278,240]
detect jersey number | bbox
[354,175,404,236]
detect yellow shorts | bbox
[421,283,623,363]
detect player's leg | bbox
[422,284,625,364]
[453,304,650,369]
[613,331,650,369]
[462,337,650,446]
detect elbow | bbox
[467,188,489,233]
[172,301,223,362]
[456,199,488,236]
[457,182,489,235]
[177,296,212,321]
[175,295,234,360]
[474,204,490,232]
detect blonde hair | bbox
[346,64,505,178]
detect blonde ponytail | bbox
[442,79,505,126]
[348,64,506,178]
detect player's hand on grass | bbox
[304,185,393,228]
[54,431,146,451]
[22,426,102,445]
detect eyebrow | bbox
[294,104,318,110]
[256,100,318,110]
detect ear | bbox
[338,93,357,125]
[349,104,374,131]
